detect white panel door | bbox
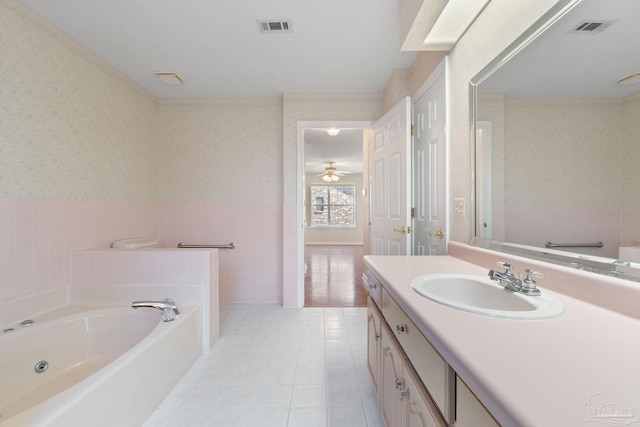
[370,97,411,255]
[413,61,447,255]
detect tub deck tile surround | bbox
[143,304,383,427]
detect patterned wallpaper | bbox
[155,99,283,204]
[503,98,626,204]
[623,93,640,203]
[0,0,158,203]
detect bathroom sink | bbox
[410,274,564,320]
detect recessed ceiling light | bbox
[617,72,640,85]
[154,72,183,85]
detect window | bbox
[310,185,356,227]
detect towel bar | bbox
[177,242,236,249]
[545,241,603,248]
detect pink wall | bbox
[493,203,640,259]
[158,204,283,304]
[0,198,157,305]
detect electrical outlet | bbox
[454,198,466,218]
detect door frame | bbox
[296,120,374,307]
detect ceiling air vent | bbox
[257,20,292,33]
[571,20,614,33]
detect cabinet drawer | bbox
[365,269,382,307]
[381,288,450,419]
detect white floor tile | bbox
[327,385,364,407]
[290,384,327,408]
[328,407,368,427]
[262,365,297,384]
[255,384,294,408]
[295,366,326,384]
[143,305,382,427]
[248,408,290,427]
[288,408,328,427]
[326,366,358,386]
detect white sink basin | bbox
[410,274,564,320]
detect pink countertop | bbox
[364,252,640,427]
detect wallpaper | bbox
[622,93,640,203]
[155,99,283,205]
[0,0,158,203]
[504,99,625,204]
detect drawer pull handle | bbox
[369,283,377,289]
[396,324,407,334]
[395,379,403,389]
[399,387,408,401]
[375,332,380,341]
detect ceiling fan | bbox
[317,162,351,182]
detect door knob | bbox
[393,226,410,234]
[428,229,444,239]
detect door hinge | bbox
[411,124,416,137]
[411,207,415,219]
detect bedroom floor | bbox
[304,245,367,308]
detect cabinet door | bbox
[456,377,500,427]
[381,325,404,427]
[367,297,383,395]
[402,365,447,427]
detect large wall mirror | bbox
[470,0,640,281]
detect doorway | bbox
[299,122,372,307]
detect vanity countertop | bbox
[364,253,640,427]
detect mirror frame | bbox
[469,0,640,283]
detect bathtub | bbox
[0,305,201,426]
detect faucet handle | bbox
[497,262,513,275]
[523,269,543,283]
[521,269,543,295]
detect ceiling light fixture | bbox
[326,128,340,136]
[617,72,640,85]
[322,173,340,183]
[154,72,183,85]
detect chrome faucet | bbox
[488,262,543,296]
[132,298,180,322]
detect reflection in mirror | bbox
[471,0,640,281]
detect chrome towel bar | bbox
[545,241,603,248]
[178,242,236,249]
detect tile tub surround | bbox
[71,248,219,351]
[143,304,384,427]
[0,198,158,306]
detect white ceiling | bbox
[478,0,640,99]
[19,0,416,99]
[304,129,364,174]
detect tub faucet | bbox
[131,298,180,322]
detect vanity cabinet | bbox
[367,297,383,395]
[364,267,499,427]
[381,323,446,427]
[381,288,452,419]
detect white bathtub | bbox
[0,305,201,426]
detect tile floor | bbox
[142,303,384,427]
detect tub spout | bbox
[131,299,179,322]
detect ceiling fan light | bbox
[326,128,340,137]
